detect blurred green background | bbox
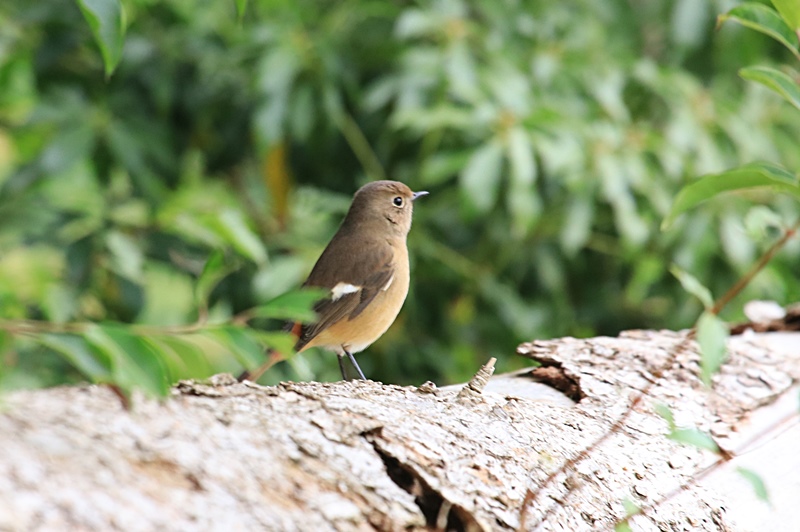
[1,0,798,391]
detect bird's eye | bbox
[392,196,403,207]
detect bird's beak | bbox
[412,191,429,201]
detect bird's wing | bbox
[293,237,395,351]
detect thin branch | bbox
[711,219,800,315]
[335,110,387,181]
[0,317,213,338]
[519,219,800,529]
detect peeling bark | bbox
[0,331,798,531]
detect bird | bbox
[239,180,428,382]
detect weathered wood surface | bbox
[0,330,797,531]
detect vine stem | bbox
[518,217,800,530]
[711,218,800,316]
[335,109,387,181]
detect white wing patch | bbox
[331,282,361,301]
[381,274,394,292]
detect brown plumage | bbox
[240,180,427,381]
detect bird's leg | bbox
[346,350,367,380]
[337,353,349,380]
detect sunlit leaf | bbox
[213,326,265,370]
[76,0,126,77]
[743,205,785,238]
[653,403,675,429]
[559,195,593,255]
[696,311,729,386]
[460,140,503,214]
[395,9,435,38]
[507,127,536,187]
[234,0,247,21]
[737,467,770,503]
[662,162,800,229]
[739,66,800,112]
[669,427,720,453]
[148,336,211,380]
[670,265,714,309]
[718,4,800,59]
[672,0,711,49]
[771,0,800,31]
[446,41,479,101]
[506,127,539,233]
[108,199,149,228]
[212,209,268,266]
[621,497,640,517]
[84,325,170,397]
[251,330,297,358]
[37,333,112,382]
[105,230,143,282]
[420,152,470,187]
[615,497,639,529]
[196,250,235,307]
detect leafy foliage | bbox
[1,0,800,394]
[665,0,800,386]
[736,466,771,503]
[655,402,720,454]
[76,0,126,77]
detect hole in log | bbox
[528,361,583,402]
[364,429,481,531]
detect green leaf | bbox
[662,162,800,229]
[249,288,327,323]
[420,152,470,187]
[696,311,729,386]
[670,265,714,309]
[743,205,785,238]
[616,497,640,529]
[460,140,503,214]
[37,333,112,382]
[196,250,235,307]
[76,0,126,77]
[395,9,436,38]
[213,326,265,370]
[148,336,211,380]
[718,4,800,59]
[212,209,268,266]
[669,427,720,453]
[739,66,800,112]
[772,0,800,31]
[251,330,297,358]
[653,403,676,430]
[234,0,247,21]
[560,196,593,254]
[105,230,143,282]
[736,467,770,503]
[84,325,170,397]
[621,497,641,517]
[506,127,539,233]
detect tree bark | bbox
[0,330,797,531]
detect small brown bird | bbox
[240,180,428,381]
